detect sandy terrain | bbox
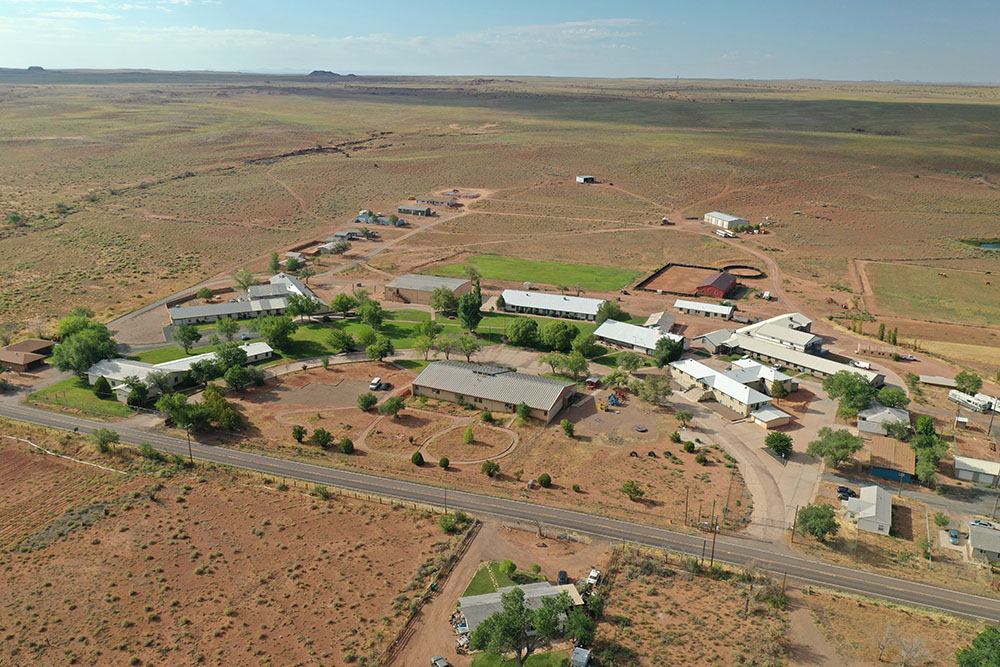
[640,264,722,295]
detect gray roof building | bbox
[458,582,582,634]
[385,274,471,293]
[969,525,1000,562]
[248,283,291,299]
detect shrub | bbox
[291,425,306,443]
[515,402,531,421]
[538,473,552,488]
[309,428,333,448]
[572,484,581,493]
[560,419,574,438]
[313,485,333,500]
[480,410,495,424]
[137,442,163,462]
[695,453,708,466]
[357,392,378,411]
[531,563,542,574]
[682,441,695,453]
[93,375,113,400]
[439,515,458,533]
[438,456,449,469]
[338,437,354,454]
[482,460,500,477]
[411,451,424,466]
[498,559,516,576]
[91,428,120,454]
[670,431,681,443]
[463,426,474,445]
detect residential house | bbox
[397,205,433,217]
[411,361,576,423]
[594,320,686,356]
[457,582,584,634]
[669,358,773,417]
[0,339,54,372]
[869,436,916,484]
[501,290,605,321]
[968,524,1000,563]
[857,404,911,436]
[384,274,472,306]
[845,485,892,535]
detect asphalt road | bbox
[2,401,998,622]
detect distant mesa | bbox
[27,66,44,72]
[308,70,340,77]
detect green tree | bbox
[366,335,394,362]
[620,480,645,501]
[632,375,673,406]
[806,427,864,468]
[91,427,120,453]
[934,512,950,528]
[765,431,793,457]
[457,292,483,331]
[617,351,643,374]
[411,451,424,466]
[515,402,531,421]
[564,608,596,646]
[173,323,201,354]
[602,368,629,388]
[357,299,384,330]
[331,241,351,255]
[482,460,500,477]
[822,371,876,419]
[675,409,693,428]
[464,426,475,445]
[506,318,538,347]
[539,321,579,352]
[51,326,118,376]
[539,352,567,374]
[330,292,358,319]
[433,333,459,360]
[469,587,573,667]
[957,626,1000,667]
[326,328,355,354]
[413,334,436,360]
[538,473,552,488]
[498,559,516,576]
[292,424,306,442]
[595,300,629,325]
[797,504,839,542]
[561,419,574,438]
[429,287,459,315]
[455,333,482,362]
[357,392,378,411]
[416,319,442,339]
[878,322,885,341]
[145,370,174,397]
[915,414,936,436]
[770,380,789,401]
[253,315,297,351]
[876,385,910,409]
[286,293,319,321]
[216,317,239,342]
[438,456,449,468]
[285,256,302,272]
[955,370,983,395]
[224,365,254,393]
[378,396,405,418]
[652,337,684,369]
[298,265,316,285]
[121,376,148,407]
[196,287,214,301]
[56,312,101,339]
[571,332,600,357]
[339,437,355,454]
[309,428,333,448]
[214,342,248,370]
[563,351,589,379]
[233,269,255,292]
[92,375,113,399]
[268,252,280,273]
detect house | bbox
[270,272,322,304]
[691,329,734,354]
[594,320,686,356]
[330,230,360,241]
[571,647,592,667]
[673,299,734,320]
[669,358,773,417]
[727,358,797,396]
[152,342,273,374]
[954,456,1000,486]
[167,299,288,326]
[457,582,584,634]
[416,197,460,207]
[384,274,472,305]
[0,339,54,372]
[723,333,884,385]
[501,290,605,321]
[575,175,595,184]
[411,361,576,423]
[704,211,748,230]
[284,251,305,261]
[356,214,407,227]
[397,205,433,217]
[968,524,1000,563]
[735,313,821,352]
[695,272,738,299]
[643,311,676,332]
[845,485,892,535]
[750,406,794,429]
[857,404,911,436]
[869,436,916,484]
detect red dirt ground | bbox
[641,264,720,295]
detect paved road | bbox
[1,401,997,622]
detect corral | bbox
[637,263,724,296]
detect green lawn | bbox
[591,351,653,368]
[462,562,547,597]
[430,254,640,291]
[475,312,599,339]
[471,652,568,667]
[385,308,431,323]
[463,566,497,597]
[868,262,1000,327]
[395,358,432,373]
[27,376,133,420]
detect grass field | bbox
[462,561,547,597]
[430,254,641,291]
[867,263,1000,326]
[27,376,133,420]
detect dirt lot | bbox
[0,423,461,666]
[424,423,514,463]
[595,546,788,665]
[640,264,722,295]
[802,587,982,666]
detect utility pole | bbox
[684,486,690,526]
[992,494,999,521]
[723,466,735,518]
[697,501,702,527]
[745,580,753,618]
[781,570,788,596]
[185,425,193,464]
[790,505,799,543]
[709,520,719,568]
[701,539,706,565]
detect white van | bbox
[369,377,382,391]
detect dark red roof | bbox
[5,338,54,354]
[697,272,737,293]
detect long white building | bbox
[594,320,685,355]
[704,211,749,230]
[500,290,605,321]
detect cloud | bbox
[40,10,120,19]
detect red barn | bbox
[695,272,737,299]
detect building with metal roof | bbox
[969,524,1000,562]
[919,375,956,388]
[845,485,892,535]
[954,456,1000,486]
[457,582,583,634]
[704,211,748,230]
[869,435,916,483]
[270,272,322,304]
[670,358,773,417]
[167,298,289,326]
[643,311,676,332]
[695,272,738,299]
[397,204,433,216]
[673,299,734,319]
[857,404,911,437]
[723,333,883,385]
[501,290,605,321]
[153,342,273,373]
[735,313,820,352]
[691,329,735,354]
[385,274,472,305]
[411,361,576,423]
[247,283,291,299]
[594,320,685,356]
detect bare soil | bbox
[641,264,721,295]
[424,423,514,463]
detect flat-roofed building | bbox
[724,332,883,386]
[673,299,734,320]
[869,435,916,484]
[594,320,686,356]
[501,290,605,321]
[384,274,472,305]
[411,361,576,423]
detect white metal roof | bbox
[670,358,771,406]
[594,320,683,350]
[857,404,910,425]
[729,358,793,384]
[751,406,792,423]
[847,485,892,526]
[673,299,734,317]
[153,342,273,373]
[725,333,882,384]
[87,358,159,382]
[459,582,570,633]
[643,311,675,331]
[502,290,605,317]
[413,361,575,412]
[270,273,321,304]
[970,524,1000,554]
[705,211,746,222]
[954,456,1000,477]
[749,322,821,348]
[386,274,471,292]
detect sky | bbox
[0,0,998,82]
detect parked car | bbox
[899,354,917,361]
[240,333,250,341]
[430,657,451,667]
[557,570,568,585]
[837,486,857,498]
[369,377,382,391]
[970,519,995,529]
[378,381,393,391]
[587,569,601,586]
[948,529,960,545]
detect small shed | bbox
[571,647,592,667]
[750,406,793,429]
[575,175,595,184]
[869,436,916,484]
[954,456,1000,486]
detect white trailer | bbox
[949,389,990,412]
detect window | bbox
[433,389,440,395]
